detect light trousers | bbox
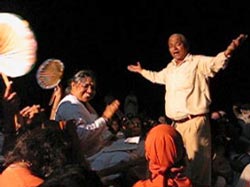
[174,116,211,187]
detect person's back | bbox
[0,124,77,187]
[132,124,192,187]
[38,164,103,187]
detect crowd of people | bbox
[0,32,249,187]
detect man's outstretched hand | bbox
[225,34,248,57]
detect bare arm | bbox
[50,85,63,120]
[2,81,19,133]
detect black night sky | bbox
[0,0,250,119]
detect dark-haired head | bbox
[37,164,103,187]
[3,126,75,178]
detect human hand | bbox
[127,61,143,73]
[224,34,248,57]
[19,104,45,120]
[49,84,63,120]
[2,80,21,133]
[2,81,20,114]
[102,99,120,120]
[49,84,63,106]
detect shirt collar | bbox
[172,53,191,66]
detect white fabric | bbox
[0,13,37,77]
[55,94,109,157]
[141,52,228,120]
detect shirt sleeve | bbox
[77,117,107,130]
[141,67,168,85]
[197,52,229,78]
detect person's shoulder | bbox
[59,94,81,105]
[188,53,205,59]
[0,165,43,187]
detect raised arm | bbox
[224,34,248,58]
[50,84,63,120]
[2,80,19,133]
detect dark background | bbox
[0,0,250,119]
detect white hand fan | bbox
[0,12,37,78]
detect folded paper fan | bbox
[0,12,37,77]
[36,59,64,89]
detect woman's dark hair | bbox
[38,164,103,187]
[3,125,74,178]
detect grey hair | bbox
[65,70,96,94]
[169,33,190,51]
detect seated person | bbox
[37,164,103,187]
[233,104,250,142]
[54,70,120,157]
[0,126,74,187]
[132,124,192,187]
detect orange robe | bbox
[0,163,44,187]
[133,124,192,187]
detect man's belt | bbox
[170,113,207,123]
